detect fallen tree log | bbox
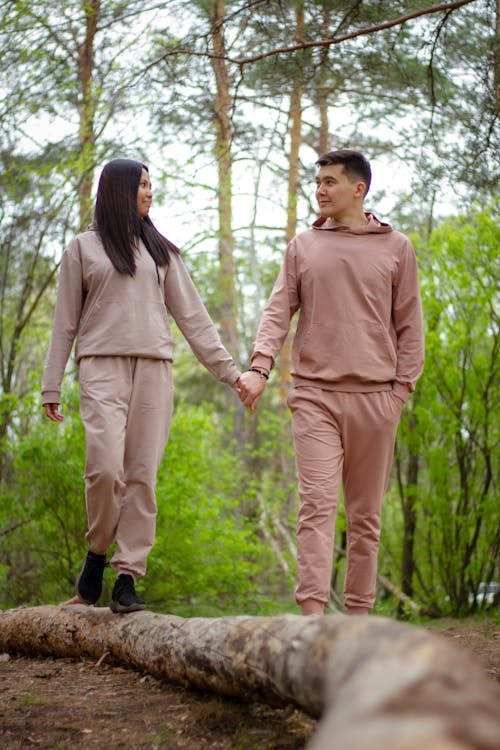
[0,605,499,749]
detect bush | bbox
[145,403,275,616]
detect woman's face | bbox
[137,168,153,218]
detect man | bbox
[239,149,424,616]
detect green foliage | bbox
[383,204,500,616]
[0,383,87,607]
[22,691,43,706]
[244,395,299,584]
[0,385,285,614]
[142,403,276,616]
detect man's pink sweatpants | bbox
[78,356,173,579]
[287,386,404,613]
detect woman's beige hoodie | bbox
[42,230,241,404]
[251,213,424,401]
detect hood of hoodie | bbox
[312,211,392,235]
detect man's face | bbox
[315,163,363,219]
[137,168,153,218]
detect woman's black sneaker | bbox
[110,574,146,613]
[76,551,107,605]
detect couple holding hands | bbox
[42,151,424,615]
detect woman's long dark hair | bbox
[93,158,179,276]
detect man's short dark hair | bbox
[315,149,372,196]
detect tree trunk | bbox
[315,8,332,156]
[270,1,306,526]
[278,1,305,405]
[76,0,100,230]
[209,0,239,358]
[0,606,499,750]
[495,0,500,117]
[316,92,330,156]
[401,405,420,600]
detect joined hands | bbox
[233,370,267,412]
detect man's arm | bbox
[392,239,425,402]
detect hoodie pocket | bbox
[78,298,172,351]
[296,320,396,381]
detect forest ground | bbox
[0,616,498,750]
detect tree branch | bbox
[230,0,479,65]
[158,0,478,67]
[0,520,31,538]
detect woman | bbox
[42,158,243,613]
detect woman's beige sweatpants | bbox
[287,386,404,613]
[78,356,173,579]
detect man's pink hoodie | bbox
[251,213,424,401]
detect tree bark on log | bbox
[0,606,499,750]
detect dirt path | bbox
[0,657,315,750]
[0,618,498,749]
